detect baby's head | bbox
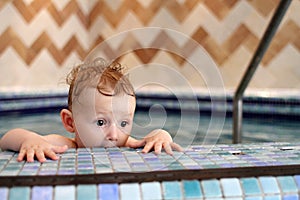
[66,58,135,110]
[61,58,136,148]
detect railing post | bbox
[233,0,292,144]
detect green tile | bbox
[163,181,182,199]
[77,185,97,200]
[9,187,30,200]
[277,176,298,193]
[182,180,202,198]
[202,179,222,198]
[241,178,262,196]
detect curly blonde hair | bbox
[66,58,135,110]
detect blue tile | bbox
[221,178,242,197]
[98,184,119,200]
[32,186,53,200]
[283,194,299,200]
[245,197,263,200]
[277,176,298,193]
[241,178,262,196]
[182,180,202,198]
[0,188,8,200]
[141,182,162,200]
[77,185,97,200]
[54,185,75,200]
[9,187,30,200]
[163,181,182,199]
[259,177,280,194]
[264,195,281,200]
[120,183,140,200]
[294,175,300,189]
[201,179,222,198]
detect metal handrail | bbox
[233,0,292,144]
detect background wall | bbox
[0,0,299,91]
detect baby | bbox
[0,58,182,162]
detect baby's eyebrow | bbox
[96,111,134,117]
[119,113,134,118]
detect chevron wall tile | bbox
[0,0,299,90]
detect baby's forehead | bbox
[94,92,136,109]
[72,88,135,118]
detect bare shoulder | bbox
[44,134,77,148]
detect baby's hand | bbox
[18,137,68,163]
[141,129,183,155]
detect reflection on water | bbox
[1,111,299,145]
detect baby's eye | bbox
[97,119,106,127]
[120,121,128,128]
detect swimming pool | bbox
[0,110,299,145]
[0,88,299,145]
[0,89,300,200]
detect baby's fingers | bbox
[142,141,155,153]
[162,143,173,155]
[52,145,68,154]
[35,149,47,163]
[43,149,59,161]
[26,148,35,162]
[43,145,68,161]
[171,142,183,152]
[17,148,27,162]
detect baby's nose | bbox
[106,123,118,142]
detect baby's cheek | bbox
[118,133,130,146]
[75,129,106,148]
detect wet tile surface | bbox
[0,143,299,199]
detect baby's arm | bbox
[0,128,73,162]
[126,129,183,155]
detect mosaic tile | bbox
[9,187,30,200]
[120,183,141,200]
[283,194,299,200]
[0,188,8,200]
[264,196,281,200]
[221,178,242,197]
[294,175,300,189]
[245,197,263,200]
[141,182,162,200]
[163,181,182,199]
[201,179,222,198]
[277,176,298,193]
[54,186,75,200]
[0,143,298,177]
[32,186,53,200]
[77,185,97,200]
[98,184,119,200]
[241,177,262,196]
[259,177,280,194]
[182,180,203,199]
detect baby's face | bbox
[72,87,136,148]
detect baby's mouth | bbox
[102,141,117,148]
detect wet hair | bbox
[66,58,135,110]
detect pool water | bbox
[0,110,299,145]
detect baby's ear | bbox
[60,109,75,133]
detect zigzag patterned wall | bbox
[0,0,299,89]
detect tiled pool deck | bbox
[0,142,299,199]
